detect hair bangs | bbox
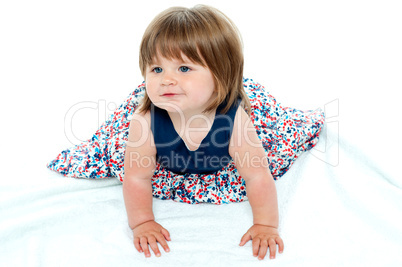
[154,34,206,67]
[140,8,207,75]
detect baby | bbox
[123,5,284,260]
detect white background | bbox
[0,0,401,188]
[1,1,402,266]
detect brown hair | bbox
[138,5,250,114]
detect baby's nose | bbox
[161,71,177,86]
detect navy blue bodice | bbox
[150,100,240,174]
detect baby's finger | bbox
[258,240,268,260]
[148,236,162,257]
[239,232,251,246]
[252,237,260,257]
[276,237,285,253]
[156,233,170,252]
[133,237,143,253]
[268,238,277,259]
[161,227,171,241]
[140,237,151,257]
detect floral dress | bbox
[47,78,325,204]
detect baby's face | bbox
[145,53,217,115]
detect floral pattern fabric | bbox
[47,78,325,204]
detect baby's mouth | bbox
[161,93,179,97]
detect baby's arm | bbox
[229,108,284,260]
[123,111,170,257]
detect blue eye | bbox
[179,66,190,72]
[153,67,163,73]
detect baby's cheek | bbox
[145,82,158,99]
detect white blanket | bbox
[1,1,401,266]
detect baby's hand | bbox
[239,224,284,260]
[132,220,171,257]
